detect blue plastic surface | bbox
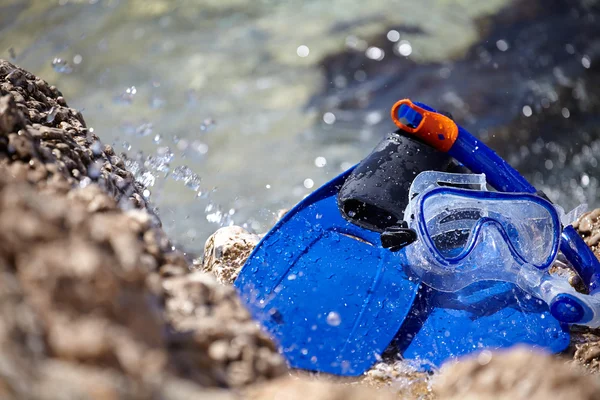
[397,104,423,128]
[395,282,570,369]
[235,169,421,376]
[550,293,591,324]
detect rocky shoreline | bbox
[1,59,600,399]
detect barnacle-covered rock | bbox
[202,226,261,284]
[0,59,285,398]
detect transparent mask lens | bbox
[421,190,558,268]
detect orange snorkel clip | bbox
[390,99,458,153]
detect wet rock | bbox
[29,360,235,400]
[0,59,286,397]
[0,176,169,397]
[573,331,600,372]
[244,376,397,400]
[202,226,261,284]
[0,95,24,133]
[574,208,600,250]
[569,208,600,371]
[0,60,148,210]
[163,271,286,387]
[363,361,433,399]
[434,346,600,400]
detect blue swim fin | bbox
[394,280,571,369]
[234,169,421,376]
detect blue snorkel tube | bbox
[391,99,600,324]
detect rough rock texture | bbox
[363,361,433,399]
[163,271,285,386]
[0,59,285,398]
[571,208,600,373]
[202,226,261,284]
[0,61,149,211]
[434,347,600,400]
[574,208,600,257]
[244,376,398,400]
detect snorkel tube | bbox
[391,99,600,325]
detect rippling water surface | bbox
[1,0,599,252]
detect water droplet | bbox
[582,55,591,69]
[79,177,92,188]
[200,118,216,132]
[303,178,314,189]
[287,274,297,281]
[565,44,575,54]
[396,40,412,57]
[52,58,73,74]
[73,54,83,65]
[137,171,156,187]
[134,122,153,137]
[326,311,341,327]
[191,140,209,155]
[496,39,509,52]
[323,112,336,124]
[171,165,201,191]
[87,161,102,179]
[365,111,382,126]
[314,156,327,168]
[477,350,493,365]
[145,147,173,173]
[582,174,590,187]
[297,45,310,58]
[90,141,102,156]
[46,107,58,123]
[177,138,189,151]
[115,86,137,104]
[301,348,308,355]
[522,105,533,117]
[365,46,385,61]
[387,30,400,42]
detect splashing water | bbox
[4,0,599,255]
[51,58,72,74]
